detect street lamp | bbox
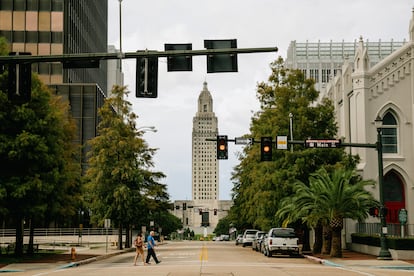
[289,113,293,152]
[374,115,392,260]
[137,126,157,133]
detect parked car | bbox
[263,228,300,257]
[241,229,259,247]
[235,234,243,245]
[252,231,266,251]
[220,234,230,241]
[260,233,268,254]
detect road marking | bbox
[199,244,208,261]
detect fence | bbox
[0,227,124,237]
[355,223,414,238]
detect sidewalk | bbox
[304,250,414,271]
[0,243,134,273]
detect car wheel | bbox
[267,250,272,257]
[242,243,246,247]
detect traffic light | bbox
[136,56,158,98]
[204,39,238,73]
[260,137,273,161]
[7,52,32,104]
[165,43,192,71]
[217,135,228,160]
[369,207,379,217]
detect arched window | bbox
[382,111,398,153]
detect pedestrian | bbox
[133,233,146,266]
[145,231,161,264]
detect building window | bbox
[0,0,13,10]
[382,111,398,154]
[39,0,51,11]
[14,0,26,10]
[27,0,39,11]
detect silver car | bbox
[252,231,266,251]
[242,229,259,247]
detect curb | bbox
[59,247,135,269]
[304,255,342,267]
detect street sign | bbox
[399,209,408,224]
[277,136,288,150]
[235,137,253,145]
[305,139,341,148]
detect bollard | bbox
[71,247,76,261]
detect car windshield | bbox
[271,228,296,238]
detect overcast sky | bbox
[107,0,413,201]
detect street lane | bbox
[30,241,409,276]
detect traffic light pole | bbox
[0,47,278,64]
[208,135,391,259]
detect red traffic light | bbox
[217,135,228,160]
[260,137,273,161]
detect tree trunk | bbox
[28,218,35,255]
[301,224,311,253]
[312,223,323,254]
[117,223,123,250]
[321,225,331,255]
[14,217,24,256]
[125,224,130,248]
[330,227,342,257]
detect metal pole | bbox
[119,0,123,72]
[376,125,392,259]
[289,113,293,152]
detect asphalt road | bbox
[3,241,408,276]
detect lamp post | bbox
[118,0,123,72]
[374,116,392,260]
[289,113,293,152]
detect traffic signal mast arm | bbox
[0,47,278,64]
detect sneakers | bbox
[156,261,161,264]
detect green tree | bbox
[230,57,345,236]
[85,85,168,249]
[0,71,80,256]
[228,57,354,255]
[278,167,377,257]
[214,216,232,236]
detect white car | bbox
[263,228,300,257]
[241,229,259,247]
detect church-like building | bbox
[323,9,414,256]
[171,82,232,236]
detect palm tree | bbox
[277,167,378,257]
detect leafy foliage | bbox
[84,86,178,245]
[229,57,347,231]
[0,69,80,255]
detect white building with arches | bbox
[325,9,414,245]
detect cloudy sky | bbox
[107,0,413,201]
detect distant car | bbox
[242,229,259,247]
[235,234,243,245]
[220,234,230,241]
[263,227,300,257]
[252,231,266,251]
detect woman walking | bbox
[133,233,146,266]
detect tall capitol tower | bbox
[192,82,219,202]
[170,82,232,235]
